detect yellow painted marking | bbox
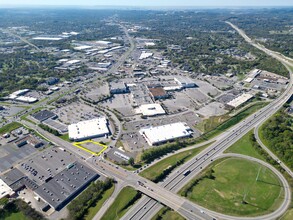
[73,140,108,156]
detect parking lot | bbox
[53,101,102,124]
[120,111,202,152]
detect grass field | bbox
[197,102,268,139]
[152,207,185,220]
[225,130,265,160]
[4,212,28,220]
[0,122,22,134]
[281,209,293,220]
[84,185,115,220]
[180,158,284,216]
[101,186,140,220]
[140,143,211,181]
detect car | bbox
[200,210,204,214]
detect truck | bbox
[183,170,191,176]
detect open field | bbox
[84,185,115,220]
[225,130,265,160]
[101,186,141,220]
[179,158,284,216]
[0,122,22,134]
[197,102,268,139]
[140,143,211,182]
[151,207,185,220]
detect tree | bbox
[128,157,135,166]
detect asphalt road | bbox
[4,21,292,220]
[121,22,293,220]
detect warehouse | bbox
[149,87,169,100]
[32,110,57,122]
[139,122,193,146]
[110,82,129,94]
[68,117,110,141]
[0,179,14,199]
[174,76,197,88]
[135,104,166,116]
[34,162,99,210]
[227,93,254,108]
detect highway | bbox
[121,22,293,220]
[3,21,292,220]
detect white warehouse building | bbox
[174,76,197,88]
[139,122,193,146]
[68,117,110,141]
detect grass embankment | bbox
[281,209,293,220]
[60,133,71,142]
[179,158,284,217]
[84,185,115,220]
[0,122,22,134]
[225,130,265,160]
[152,207,185,220]
[140,143,211,182]
[68,179,113,220]
[4,212,28,220]
[197,102,268,139]
[101,186,141,220]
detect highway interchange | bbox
[2,21,293,220]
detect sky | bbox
[1,0,293,7]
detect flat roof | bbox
[174,76,196,85]
[0,179,14,198]
[149,87,167,97]
[139,51,153,60]
[68,117,110,141]
[74,45,93,50]
[227,93,254,108]
[32,110,57,122]
[33,37,63,41]
[139,122,193,146]
[18,147,77,186]
[110,81,127,90]
[136,104,166,116]
[34,162,99,210]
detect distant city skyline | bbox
[1,0,293,7]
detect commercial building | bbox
[34,162,99,210]
[227,93,254,108]
[139,122,193,146]
[139,51,153,60]
[32,110,57,122]
[244,69,261,83]
[14,135,43,148]
[110,82,129,94]
[0,179,14,199]
[174,76,197,88]
[68,117,110,141]
[96,40,112,46]
[135,104,166,116]
[149,87,169,100]
[8,89,38,103]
